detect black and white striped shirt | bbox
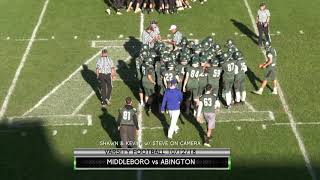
[141,30,154,48]
[96,56,114,75]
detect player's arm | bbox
[262,55,273,69]
[133,110,139,130]
[163,75,168,88]
[96,60,101,78]
[175,75,180,83]
[183,72,189,92]
[197,101,203,122]
[147,69,156,85]
[117,110,122,130]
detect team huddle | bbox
[137,35,248,110]
[132,26,250,146]
[114,20,278,147]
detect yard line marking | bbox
[71,91,95,115]
[136,12,144,180]
[22,49,103,116]
[273,122,320,126]
[14,38,49,41]
[243,0,317,179]
[0,0,50,120]
[244,101,257,111]
[6,114,92,127]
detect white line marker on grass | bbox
[136,12,144,180]
[119,34,124,39]
[96,35,100,39]
[0,0,50,120]
[243,0,317,179]
[71,91,95,115]
[22,49,102,116]
[52,129,58,136]
[51,36,55,39]
[245,101,257,112]
[6,36,10,40]
[74,36,78,39]
[273,122,320,126]
[82,129,87,135]
[236,126,241,131]
[299,30,304,35]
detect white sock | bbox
[259,88,263,93]
[226,92,232,106]
[273,87,277,93]
[214,100,221,109]
[235,91,241,102]
[241,91,246,102]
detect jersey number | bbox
[241,63,247,72]
[213,69,221,78]
[165,73,173,81]
[123,111,131,121]
[190,70,199,78]
[203,98,212,106]
[141,66,146,76]
[227,63,235,72]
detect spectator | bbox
[127,0,142,13]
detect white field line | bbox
[243,0,317,179]
[71,91,95,115]
[137,13,144,150]
[14,38,49,41]
[22,48,103,116]
[217,110,272,114]
[136,13,144,180]
[273,122,320,126]
[6,114,92,126]
[245,101,257,112]
[0,0,50,120]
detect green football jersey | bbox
[198,68,208,87]
[207,66,222,83]
[186,66,201,88]
[175,64,187,79]
[141,63,155,87]
[235,59,247,79]
[266,47,277,69]
[200,94,216,113]
[118,106,137,126]
[155,61,166,85]
[222,60,236,80]
[135,57,143,80]
[162,69,178,83]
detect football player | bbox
[233,51,248,104]
[207,58,222,98]
[183,56,201,115]
[197,84,218,147]
[221,52,235,109]
[141,57,156,113]
[253,41,278,95]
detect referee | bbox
[256,2,271,47]
[141,25,156,48]
[96,49,116,107]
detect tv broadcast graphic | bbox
[0,0,318,180]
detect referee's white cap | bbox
[169,25,177,30]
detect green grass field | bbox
[0,0,319,179]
